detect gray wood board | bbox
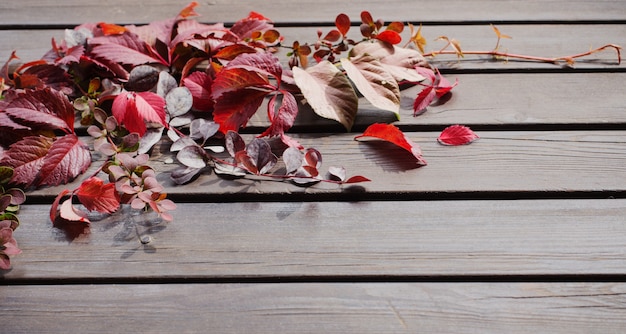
[2,25,624,70]
[27,130,626,200]
[1,0,625,26]
[2,282,626,333]
[4,199,625,280]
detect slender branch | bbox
[423,44,622,65]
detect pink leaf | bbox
[438,125,479,146]
[60,198,90,223]
[112,91,167,136]
[260,91,298,138]
[355,123,427,165]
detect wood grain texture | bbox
[24,130,626,200]
[2,24,624,71]
[1,0,625,26]
[3,199,625,281]
[2,283,626,333]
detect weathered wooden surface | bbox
[3,199,626,281]
[1,0,625,26]
[3,283,626,334]
[1,0,626,332]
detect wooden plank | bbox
[2,24,624,70]
[26,130,626,200]
[1,0,625,26]
[4,199,625,280]
[2,282,626,333]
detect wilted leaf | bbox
[60,198,90,223]
[242,138,277,174]
[349,41,426,82]
[341,54,400,117]
[75,177,120,214]
[292,61,358,131]
[355,123,426,165]
[437,125,479,146]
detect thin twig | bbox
[423,44,622,65]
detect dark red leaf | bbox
[260,91,298,138]
[360,11,374,25]
[354,123,427,165]
[344,175,371,183]
[437,125,479,146]
[335,13,351,36]
[213,44,256,61]
[213,88,268,133]
[4,87,75,133]
[37,134,91,187]
[323,29,342,42]
[375,30,402,45]
[89,32,165,66]
[413,86,436,116]
[182,71,214,111]
[1,136,52,188]
[211,67,270,98]
[75,177,120,214]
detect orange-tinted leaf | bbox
[99,22,127,35]
[323,29,342,43]
[408,23,427,54]
[178,1,199,19]
[437,125,479,146]
[386,21,404,33]
[263,29,281,43]
[76,177,120,214]
[491,24,512,40]
[355,123,426,165]
[335,13,351,36]
[375,30,402,45]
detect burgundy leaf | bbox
[1,136,53,188]
[4,87,75,133]
[355,123,427,165]
[212,88,268,134]
[437,125,479,146]
[182,71,214,111]
[260,91,298,138]
[37,134,91,187]
[89,32,165,66]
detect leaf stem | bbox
[423,44,622,65]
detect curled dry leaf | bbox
[437,125,479,146]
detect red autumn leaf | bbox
[212,89,268,133]
[354,123,427,165]
[60,198,90,223]
[3,87,75,133]
[75,177,121,214]
[99,22,127,35]
[1,136,53,188]
[335,13,351,36]
[230,11,274,40]
[213,44,257,61]
[178,1,199,19]
[413,67,458,116]
[182,71,214,111]
[38,134,91,187]
[89,32,166,66]
[438,125,479,146]
[260,91,298,139]
[112,91,167,136]
[376,30,402,45]
[345,175,371,184]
